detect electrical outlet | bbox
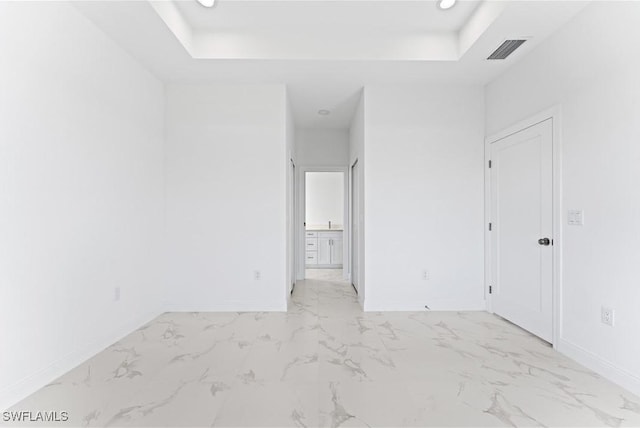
[114,287,121,302]
[601,306,614,326]
[254,270,261,280]
[568,209,584,226]
[422,270,430,280]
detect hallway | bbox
[6,275,640,427]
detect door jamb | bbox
[484,106,562,348]
[289,158,296,298]
[350,158,359,293]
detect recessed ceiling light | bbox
[318,109,331,116]
[197,0,215,8]
[438,0,456,10]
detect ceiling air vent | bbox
[487,39,527,60]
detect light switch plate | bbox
[568,210,584,226]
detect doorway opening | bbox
[302,170,348,282]
[304,171,345,281]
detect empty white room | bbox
[1,0,640,426]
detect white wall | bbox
[296,128,349,167]
[164,83,288,311]
[349,93,366,305]
[305,172,345,228]
[363,85,485,311]
[485,1,640,396]
[0,2,165,409]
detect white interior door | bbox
[490,119,553,342]
[351,161,359,291]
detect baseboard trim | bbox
[363,298,486,312]
[0,309,162,412]
[163,300,286,313]
[557,338,640,397]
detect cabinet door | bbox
[317,237,331,265]
[331,238,343,265]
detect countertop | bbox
[306,225,343,232]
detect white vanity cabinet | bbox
[306,230,342,268]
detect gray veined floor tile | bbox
[318,381,422,427]
[211,381,320,428]
[5,268,640,427]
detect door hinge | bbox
[488,223,492,231]
[488,160,492,168]
[489,285,492,294]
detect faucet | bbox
[328,221,331,229]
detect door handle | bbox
[538,238,551,246]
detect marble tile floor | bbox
[304,269,347,283]
[5,275,640,427]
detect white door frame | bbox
[296,166,350,281]
[484,106,562,347]
[289,158,296,297]
[350,159,359,293]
